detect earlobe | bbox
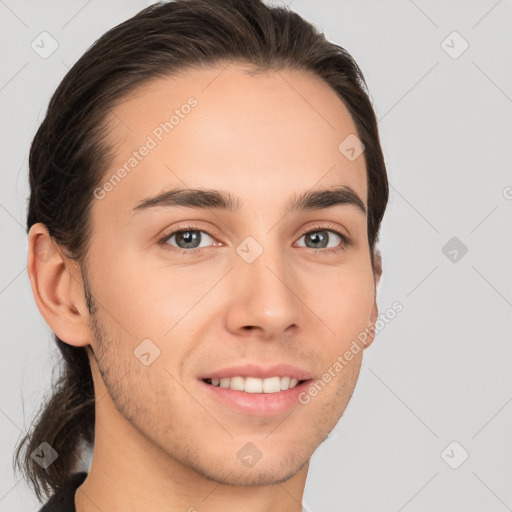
[27,223,90,347]
[363,302,379,349]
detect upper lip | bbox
[199,363,313,381]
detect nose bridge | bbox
[245,244,291,303]
[227,234,301,337]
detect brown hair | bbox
[15,0,388,502]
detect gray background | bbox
[1,0,511,511]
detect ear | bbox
[372,248,382,290]
[364,248,382,349]
[27,223,91,347]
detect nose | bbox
[224,246,302,341]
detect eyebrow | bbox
[131,185,366,217]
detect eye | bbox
[295,223,351,255]
[158,225,218,254]
[157,222,352,256]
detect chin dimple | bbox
[204,376,301,393]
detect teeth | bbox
[262,376,280,393]
[245,377,263,393]
[229,376,245,391]
[206,376,303,393]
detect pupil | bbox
[177,230,200,249]
[307,231,327,248]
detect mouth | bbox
[199,375,314,416]
[197,363,314,415]
[202,376,309,393]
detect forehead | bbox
[96,63,367,219]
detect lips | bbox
[198,362,314,381]
[199,376,313,416]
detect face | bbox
[81,63,378,485]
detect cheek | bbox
[90,247,197,338]
[312,266,375,336]
[92,237,375,347]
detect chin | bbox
[186,448,310,487]
[206,464,304,487]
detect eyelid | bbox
[157,223,221,249]
[297,221,350,240]
[157,221,352,254]
[296,222,353,253]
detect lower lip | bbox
[199,379,313,416]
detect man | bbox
[17,1,388,510]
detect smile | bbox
[200,377,313,416]
[203,376,303,393]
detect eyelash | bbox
[157,223,352,256]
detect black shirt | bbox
[38,472,88,512]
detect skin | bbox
[27,63,382,512]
